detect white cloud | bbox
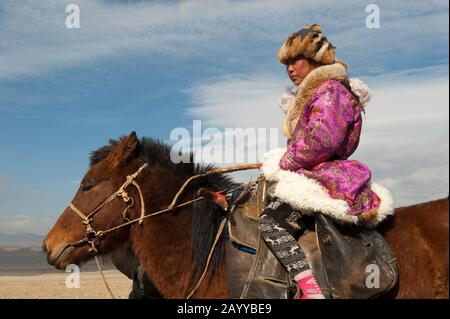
[0,175,6,186]
[184,66,449,206]
[0,0,448,79]
[0,0,295,79]
[0,214,53,234]
[355,139,449,206]
[186,74,286,128]
[356,76,449,156]
[173,74,287,182]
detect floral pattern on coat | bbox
[279,79,381,216]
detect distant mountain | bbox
[0,232,44,246]
[0,233,116,274]
[0,245,53,273]
[0,245,115,274]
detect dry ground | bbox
[0,270,132,299]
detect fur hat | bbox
[278,24,335,65]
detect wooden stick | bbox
[168,163,262,209]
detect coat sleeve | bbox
[280,81,354,171]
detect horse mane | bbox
[90,136,240,278]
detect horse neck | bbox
[128,167,228,298]
[131,208,195,297]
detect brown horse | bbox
[43,132,449,298]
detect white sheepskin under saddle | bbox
[261,148,395,228]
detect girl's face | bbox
[287,58,317,86]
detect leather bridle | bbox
[62,161,261,298]
[68,163,149,254]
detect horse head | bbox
[43,131,235,297]
[43,132,144,269]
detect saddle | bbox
[225,175,398,299]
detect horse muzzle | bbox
[43,239,75,269]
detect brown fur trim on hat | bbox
[278,24,336,65]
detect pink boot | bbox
[294,269,325,299]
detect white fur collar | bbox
[261,148,395,228]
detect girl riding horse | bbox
[259,24,394,299]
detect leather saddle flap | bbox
[226,176,293,299]
[315,213,398,299]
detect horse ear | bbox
[108,131,139,167]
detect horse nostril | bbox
[42,242,48,254]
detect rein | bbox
[66,162,262,299]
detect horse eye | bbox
[81,182,94,192]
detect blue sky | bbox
[0,0,448,234]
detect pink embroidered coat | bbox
[279,63,381,217]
